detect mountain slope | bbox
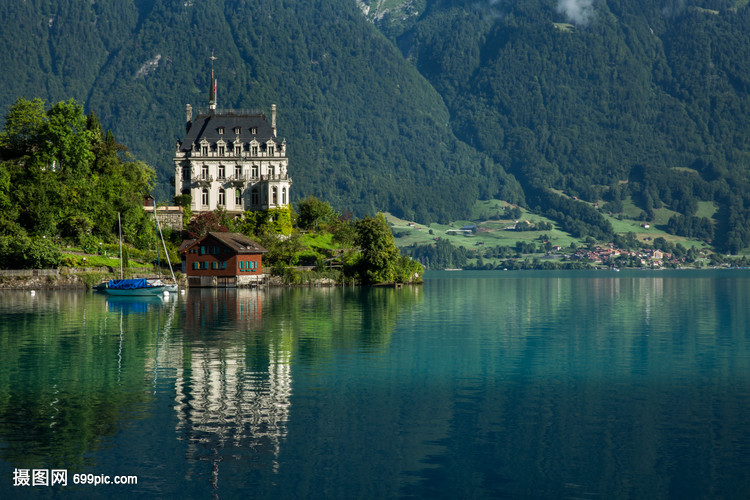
[0,0,520,223]
[376,0,750,250]
[3,0,750,250]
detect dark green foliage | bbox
[0,0,517,222]
[2,1,750,250]
[666,215,715,240]
[353,213,423,283]
[0,234,61,269]
[0,97,155,268]
[173,194,192,226]
[390,0,750,249]
[404,238,469,270]
[236,207,293,237]
[296,195,337,231]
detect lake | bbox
[1,270,750,499]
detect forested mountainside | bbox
[2,0,750,251]
[362,0,750,251]
[0,0,518,224]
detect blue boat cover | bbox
[108,279,149,290]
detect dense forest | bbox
[0,98,155,268]
[365,0,750,251]
[1,0,750,251]
[0,0,518,225]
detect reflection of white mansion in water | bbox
[174,343,292,465]
[151,291,292,470]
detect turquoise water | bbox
[1,270,750,498]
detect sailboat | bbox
[102,208,178,296]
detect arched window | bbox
[272,187,278,205]
[218,188,225,207]
[282,187,287,205]
[201,188,209,207]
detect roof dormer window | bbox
[250,127,258,134]
[234,127,241,135]
[218,127,225,135]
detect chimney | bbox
[271,104,277,136]
[186,104,192,132]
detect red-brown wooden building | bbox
[179,232,267,287]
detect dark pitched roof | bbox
[180,110,276,152]
[209,232,267,253]
[180,232,267,254]
[178,239,196,254]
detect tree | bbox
[0,97,156,264]
[296,195,336,230]
[186,209,231,238]
[236,207,293,237]
[353,213,423,284]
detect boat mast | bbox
[152,199,161,279]
[118,212,123,279]
[153,202,177,283]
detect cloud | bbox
[472,0,507,20]
[556,0,595,26]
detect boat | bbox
[104,278,172,296]
[100,207,179,296]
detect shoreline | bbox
[3,263,744,291]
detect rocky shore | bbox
[0,271,342,290]
[0,274,88,290]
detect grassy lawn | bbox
[388,208,576,251]
[695,201,718,219]
[390,198,715,252]
[61,254,122,268]
[299,232,337,251]
[553,22,575,32]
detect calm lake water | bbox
[1,270,750,499]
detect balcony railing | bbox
[192,175,213,187]
[227,174,249,185]
[184,147,284,159]
[260,174,291,181]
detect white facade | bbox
[174,104,292,214]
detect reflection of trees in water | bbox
[0,291,164,469]
[262,286,424,362]
[0,286,424,476]
[399,273,750,499]
[166,286,423,476]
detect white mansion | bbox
[173,86,291,214]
